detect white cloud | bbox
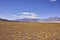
[21,12,30,15]
[12,15,18,18]
[50,0,57,2]
[12,12,38,19]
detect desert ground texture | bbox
[0,21,60,40]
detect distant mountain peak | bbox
[47,17,60,21]
[0,18,8,21]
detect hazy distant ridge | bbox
[0,17,60,22]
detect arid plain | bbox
[0,21,60,40]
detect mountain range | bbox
[0,17,60,22]
[16,17,60,22]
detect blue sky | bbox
[0,0,60,20]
